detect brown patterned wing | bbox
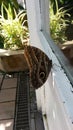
[24,46,52,89]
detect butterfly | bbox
[24,45,52,89]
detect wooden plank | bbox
[0,119,13,130]
[0,89,16,102]
[0,102,15,120]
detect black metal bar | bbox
[0,74,6,91]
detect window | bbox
[39,0,73,87]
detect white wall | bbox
[26,0,73,129]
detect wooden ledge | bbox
[0,49,24,56]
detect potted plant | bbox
[0,3,29,72]
[0,3,29,50]
[50,0,70,45]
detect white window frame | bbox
[26,0,73,87]
[26,0,73,130]
[40,0,73,86]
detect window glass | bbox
[49,0,73,67]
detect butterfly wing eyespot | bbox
[39,71,45,80]
[24,45,52,89]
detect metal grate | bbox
[13,71,30,130]
[0,70,45,130]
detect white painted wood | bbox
[39,0,50,33]
[26,0,41,47]
[26,0,73,130]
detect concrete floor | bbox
[0,73,44,130]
